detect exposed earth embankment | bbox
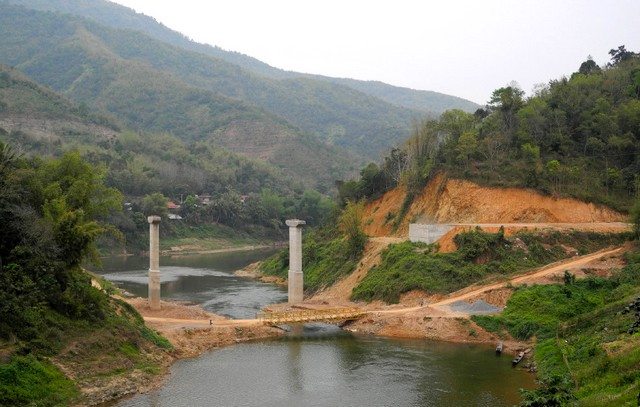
[363,174,626,237]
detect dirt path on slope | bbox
[373,245,627,317]
[311,237,402,303]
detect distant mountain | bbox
[0,3,363,188]
[3,0,479,141]
[324,78,480,113]
[0,64,297,197]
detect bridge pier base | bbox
[148,216,161,310]
[286,219,306,304]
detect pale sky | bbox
[110,0,640,105]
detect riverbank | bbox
[160,242,285,257]
[126,298,284,359]
[235,261,287,286]
[86,297,284,406]
[239,242,633,358]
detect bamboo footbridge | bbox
[257,307,367,325]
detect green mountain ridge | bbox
[0,3,359,188]
[0,64,297,198]
[3,0,479,114]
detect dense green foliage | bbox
[473,248,640,406]
[0,147,171,405]
[0,65,337,251]
[351,229,628,303]
[0,355,78,406]
[342,49,640,212]
[260,225,365,292]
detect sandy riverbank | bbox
[126,298,284,359]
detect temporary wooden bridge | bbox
[257,307,367,325]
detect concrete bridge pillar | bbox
[286,219,306,304]
[148,215,161,310]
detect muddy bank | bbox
[234,261,287,286]
[127,298,284,359]
[160,242,286,257]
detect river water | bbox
[95,250,535,407]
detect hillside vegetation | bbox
[473,248,640,406]
[0,146,172,405]
[340,48,640,215]
[4,0,479,115]
[352,229,629,303]
[0,65,336,252]
[0,3,357,188]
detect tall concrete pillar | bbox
[286,219,305,304]
[148,216,161,310]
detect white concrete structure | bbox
[408,223,454,244]
[148,216,161,310]
[286,219,306,304]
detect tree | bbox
[517,98,548,145]
[488,84,525,141]
[578,56,601,75]
[608,45,638,66]
[456,131,478,166]
[546,160,561,194]
[0,141,18,177]
[295,190,333,226]
[358,163,386,200]
[180,194,199,220]
[338,201,367,256]
[260,189,284,222]
[141,192,168,218]
[520,143,541,163]
[405,120,438,193]
[381,147,407,185]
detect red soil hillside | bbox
[363,173,627,237]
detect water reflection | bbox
[96,250,534,406]
[92,249,285,319]
[121,329,534,407]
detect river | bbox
[95,250,535,407]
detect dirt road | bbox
[141,245,627,325]
[374,245,626,317]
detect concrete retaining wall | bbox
[408,223,454,244]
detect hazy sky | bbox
[110,0,640,104]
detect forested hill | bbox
[340,49,640,213]
[0,64,297,199]
[1,0,479,156]
[324,77,480,113]
[0,3,363,189]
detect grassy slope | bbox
[260,228,363,292]
[0,269,172,406]
[351,229,629,303]
[473,250,640,405]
